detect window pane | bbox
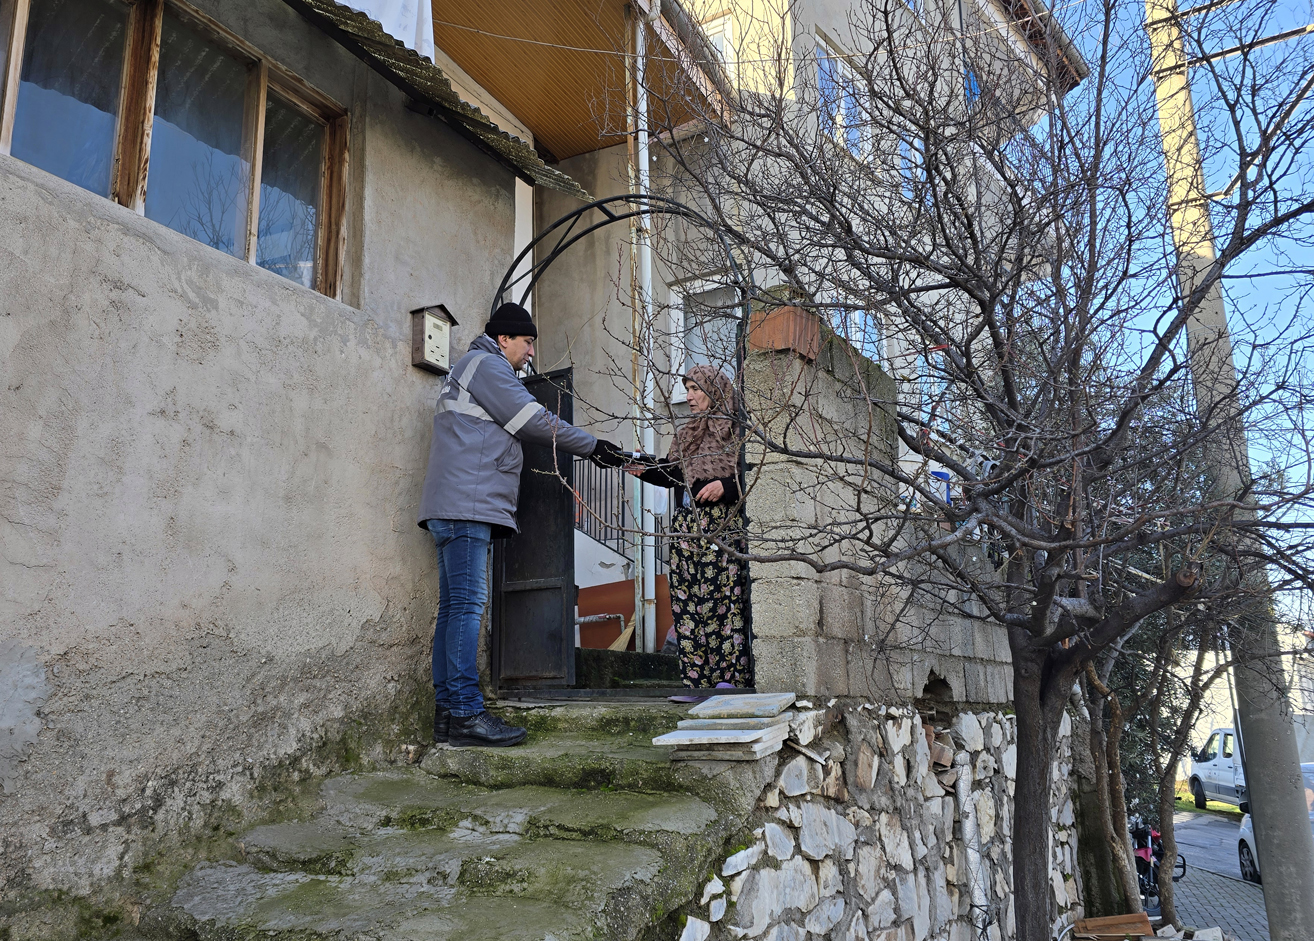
[818,48,838,139]
[683,286,740,376]
[144,10,250,256]
[10,0,127,196]
[257,95,322,288]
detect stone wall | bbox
[743,331,1014,705]
[677,704,1080,941]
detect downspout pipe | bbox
[635,2,659,654]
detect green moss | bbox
[458,858,531,894]
[381,807,462,831]
[4,676,433,937]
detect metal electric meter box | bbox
[410,304,458,375]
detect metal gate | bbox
[490,368,576,689]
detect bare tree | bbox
[577,1,1314,938]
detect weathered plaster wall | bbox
[744,340,1013,704]
[0,0,517,905]
[678,704,1081,941]
[533,143,641,442]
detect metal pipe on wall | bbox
[634,3,658,655]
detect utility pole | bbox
[1144,1,1314,935]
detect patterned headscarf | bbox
[667,365,741,482]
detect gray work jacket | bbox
[417,335,597,535]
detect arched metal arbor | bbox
[491,193,753,321]
[490,193,756,663]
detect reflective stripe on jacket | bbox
[417,335,597,534]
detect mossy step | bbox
[421,732,781,820]
[486,701,688,736]
[238,770,719,871]
[164,831,663,940]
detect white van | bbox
[1188,727,1247,808]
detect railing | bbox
[573,457,669,574]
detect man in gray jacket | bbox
[418,302,626,747]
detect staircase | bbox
[149,703,776,940]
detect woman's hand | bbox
[624,465,645,477]
[696,480,725,503]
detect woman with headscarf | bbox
[627,365,752,689]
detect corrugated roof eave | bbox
[282,0,591,200]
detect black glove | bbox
[589,439,629,468]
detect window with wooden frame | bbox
[0,0,348,296]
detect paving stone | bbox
[689,692,796,718]
[797,802,857,860]
[856,843,886,900]
[764,922,806,941]
[778,755,816,796]
[678,714,792,731]
[818,858,843,896]
[723,843,764,876]
[879,812,914,870]
[857,740,880,789]
[843,911,872,941]
[913,869,930,940]
[789,709,826,746]
[895,871,917,921]
[867,888,897,929]
[805,896,845,934]
[1171,866,1269,941]
[701,875,724,904]
[671,739,784,761]
[953,714,984,752]
[976,793,997,841]
[681,915,711,941]
[710,896,727,922]
[653,726,788,747]
[765,822,795,860]
[885,716,914,752]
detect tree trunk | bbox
[1082,678,1143,913]
[1157,764,1181,927]
[1070,700,1132,916]
[1012,648,1077,941]
[1101,686,1144,912]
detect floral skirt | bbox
[668,502,752,688]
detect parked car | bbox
[1189,727,1247,808]
[1236,762,1314,884]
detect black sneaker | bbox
[448,711,528,748]
[434,705,450,744]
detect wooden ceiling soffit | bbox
[428,1,729,162]
[281,0,590,199]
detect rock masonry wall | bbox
[678,704,1080,941]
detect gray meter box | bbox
[411,305,458,375]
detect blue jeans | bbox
[425,519,493,717]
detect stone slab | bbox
[671,740,785,761]
[654,726,789,747]
[672,730,790,753]
[677,713,794,731]
[687,693,796,718]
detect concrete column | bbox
[1146,2,1314,935]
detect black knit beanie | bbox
[485,302,538,339]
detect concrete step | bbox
[420,730,774,818]
[153,706,778,940]
[164,835,661,940]
[487,701,689,736]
